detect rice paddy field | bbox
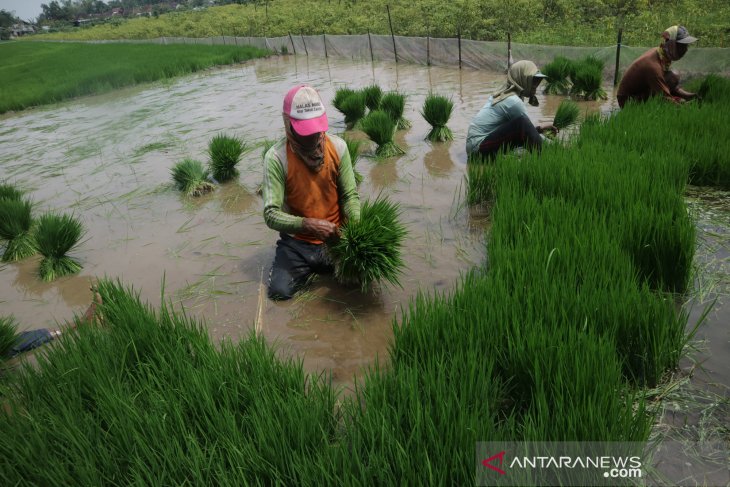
[1,54,729,484]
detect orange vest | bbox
[286,135,342,244]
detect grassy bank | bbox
[32,0,730,47]
[0,42,268,114]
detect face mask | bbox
[528,95,540,107]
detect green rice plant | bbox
[344,136,365,184]
[581,55,605,72]
[0,199,37,262]
[333,87,357,112]
[570,61,607,100]
[208,133,245,182]
[328,195,407,291]
[553,100,580,130]
[362,84,383,111]
[541,56,573,95]
[171,158,215,197]
[35,213,84,282]
[695,74,730,104]
[421,94,454,142]
[0,183,23,201]
[466,162,497,206]
[338,92,367,129]
[359,110,405,159]
[380,91,411,130]
[0,315,19,360]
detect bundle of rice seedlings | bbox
[208,134,245,182]
[333,87,357,113]
[35,213,84,282]
[0,183,23,202]
[362,84,383,111]
[542,56,574,95]
[359,110,405,159]
[0,199,37,262]
[571,62,607,100]
[380,92,411,130]
[421,94,454,142]
[344,137,364,184]
[171,158,215,197]
[0,315,19,360]
[581,55,605,71]
[467,162,497,206]
[339,92,366,129]
[553,100,581,130]
[328,195,407,291]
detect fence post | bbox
[507,32,512,70]
[368,29,375,63]
[288,32,297,55]
[427,35,431,66]
[386,5,398,63]
[457,27,462,69]
[323,33,328,58]
[613,28,623,87]
[301,32,308,56]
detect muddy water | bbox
[0,55,632,389]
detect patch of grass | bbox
[359,110,405,159]
[208,133,245,182]
[422,94,454,142]
[133,141,175,157]
[171,158,215,197]
[35,213,84,282]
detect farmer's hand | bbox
[302,218,339,241]
[537,124,558,135]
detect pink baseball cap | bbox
[283,85,329,136]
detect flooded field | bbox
[2,55,726,397]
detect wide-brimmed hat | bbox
[283,85,329,136]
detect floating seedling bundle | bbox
[171,158,215,197]
[542,56,574,95]
[362,84,383,111]
[0,183,23,202]
[208,134,245,182]
[422,94,454,142]
[333,87,357,113]
[328,195,407,292]
[570,56,607,100]
[0,198,37,262]
[35,213,84,282]
[553,100,580,130]
[380,92,411,130]
[337,91,366,129]
[359,110,405,159]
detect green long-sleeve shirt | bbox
[262,134,360,234]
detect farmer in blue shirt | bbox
[466,60,557,160]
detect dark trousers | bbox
[268,233,334,300]
[478,115,542,160]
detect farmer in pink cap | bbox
[262,85,360,300]
[617,25,698,108]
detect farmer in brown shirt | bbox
[617,25,698,108]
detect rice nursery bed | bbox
[1,55,728,484]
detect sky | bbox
[0,0,46,22]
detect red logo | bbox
[482,451,507,475]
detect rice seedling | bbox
[553,100,580,130]
[421,94,454,142]
[362,84,383,111]
[328,195,407,291]
[344,136,364,184]
[260,138,277,161]
[695,74,730,104]
[332,87,357,112]
[35,213,84,282]
[171,158,215,197]
[0,315,19,361]
[359,110,405,159]
[208,133,246,182]
[380,91,411,129]
[541,56,574,95]
[0,183,23,201]
[338,91,367,129]
[466,162,497,206]
[0,198,37,262]
[570,61,607,100]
